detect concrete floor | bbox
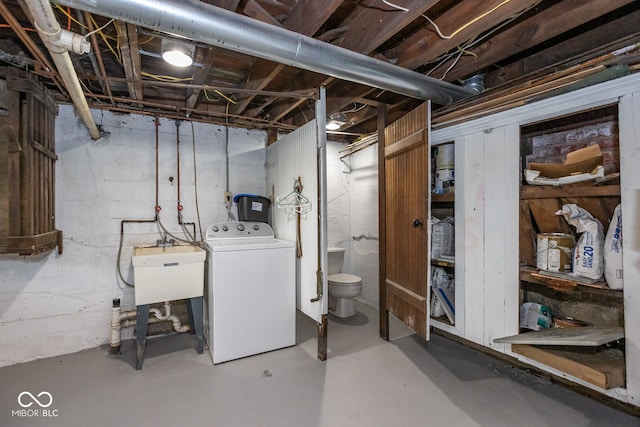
[1,301,638,427]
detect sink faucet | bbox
[157,233,175,247]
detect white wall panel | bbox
[482,124,520,350]
[460,132,485,345]
[619,92,640,406]
[267,120,327,322]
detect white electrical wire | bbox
[381,0,516,41]
[425,1,542,79]
[83,18,114,41]
[381,0,409,12]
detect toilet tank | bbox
[327,247,345,275]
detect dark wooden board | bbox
[511,344,625,389]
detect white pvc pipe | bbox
[110,301,190,350]
[110,303,124,351]
[24,0,100,140]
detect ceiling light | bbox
[326,113,347,130]
[161,38,195,67]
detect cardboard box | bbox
[528,144,603,179]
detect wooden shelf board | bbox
[520,184,620,199]
[520,266,614,292]
[432,258,455,268]
[494,326,624,346]
[431,193,455,203]
[512,344,625,389]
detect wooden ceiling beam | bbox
[264,1,439,127]
[115,21,144,105]
[431,0,637,82]
[265,75,331,122]
[231,0,342,117]
[185,47,216,110]
[82,11,114,104]
[207,0,241,11]
[244,0,283,27]
[335,0,438,54]
[486,7,640,88]
[0,1,65,93]
[384,0,542,71]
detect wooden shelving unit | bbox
[511,106,627,390]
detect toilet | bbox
[327,247,362,318]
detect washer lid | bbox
[207,237,295,252]
[328,273,362,284]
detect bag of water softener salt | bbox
[431,217,454,259]
[520,302,552,331]
[604,204,623,289]
[556,204,604,280]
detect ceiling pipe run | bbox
[54,0,474,106]
[24,0,101,140]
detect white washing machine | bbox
[204,221,295,364]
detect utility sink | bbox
[132,245,206,305]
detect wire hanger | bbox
[276,177,312,214]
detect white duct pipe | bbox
[110,299,189,353]
[24,0,101,140]
[54,0,474,105]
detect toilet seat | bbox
[328,273,362,284]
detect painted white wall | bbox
[347,145,379,308]
[0,106,267,368]
[326,141,351,252]
[326,141,380,308]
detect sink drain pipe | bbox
[110,298,189,354]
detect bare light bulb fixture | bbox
[161,38,195,67]
[325,113,347,130]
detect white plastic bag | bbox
[520,302,552,331]
[556,204,604,280]
[431,267,451,289]
[431,217,454,259]
[604,204,623,289]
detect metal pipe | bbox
[175,120,182,214]
[155,117,160,216]
[54,0,474,105]
[24,0,101,139]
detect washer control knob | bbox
[212,225,219,232]
[253,224,260,231]
[237,223,245,231]
[222,225,228,232]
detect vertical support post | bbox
[189,297,205,354]
[378,104,389,340]
[315,86,329,360]
[135,304,150,370]
[317,314,328,361]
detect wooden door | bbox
[381,102,431,339]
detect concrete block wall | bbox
[0,106,267,367]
